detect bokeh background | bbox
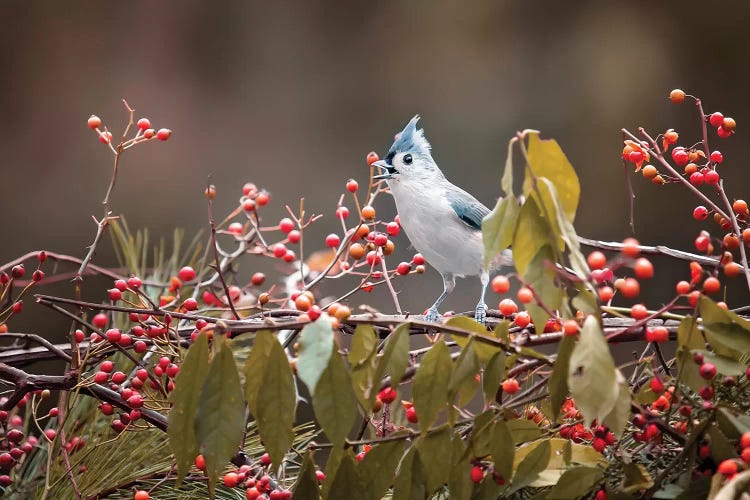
[2,1,750,336]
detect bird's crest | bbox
[389,115,432,156]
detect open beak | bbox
[372,159,398,180]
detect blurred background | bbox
[2,0,750,337]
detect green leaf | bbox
[293,451,320,500]
[313,348,357,446]
[524,132,580,222]
[449,339,480,407]
[350,325,379,411]
[549,334,575,421]
[602,370,632,438]
[296,315,335,394]
[195,338,246,497]
[700,296,750,361]
[168,331,210,485]
[507,419,544,445]
[677,317,703,351]
[708,422,738,461]
[568,316,619,426]
[349,324,378,366]
[501,136,515,197]
[321,447,345,498]
[716,406,750,438]
[482,351,506,405]
[622,463,653,493]
[523,245,562,329]
[359,440,405,500]
[546,466,603,499]
[327,453,363,500]
[513,438,606,488]
[448,433,473,500]
[393,446,426,500]
[412,339,453,432]
[512,197,552,277]
[446,316,504,364]
[470,410,496,458]
[483,195,521,268]
[691,350,747,376]
[381,323,410,386]
[415,426,452,494]
[510,438,550,492]
[490,420,514,482]
[676,348,704,392]
[255,334,296,468]
[244,330,275,414]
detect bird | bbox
[372,115,511,324]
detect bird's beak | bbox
[372,159,397,180]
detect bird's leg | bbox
[425,273,455,322]
[474,271,489,325]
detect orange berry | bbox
[295,294,312,311]
[349,242,365,260]
[361,206,376,220]
[134,491,149,500]
[514,311,531,328]
[634,258,654,279]
[717,459,738,478]
[498,299,518,316]
[618,277,640,298]
[621,238,640,258]
[743,228,750,244]
[598,286,614,302]
[740,431,750,449]
[669,89,686,104]
[517,287,534,303]
[684,163,699,175]
[724,262,742,278]
[491,275,511,294]
[333,305,351,321]
[722,117,736,131]
[641,165,658,179]
[631,304,648,320]
[733,199,748,215]
[562,320,579,336]
[688,290,701,307]
[703,276,721,294]
[587,251,607,270]
[355,225,370,240]
[723,234,740,251]
[195,454,206,471]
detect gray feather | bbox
[448,189,490,231]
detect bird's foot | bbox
[474,302,487,325]
[424,307,441,323]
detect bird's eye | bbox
[403,154,413,165]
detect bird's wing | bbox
[447,188,491,231]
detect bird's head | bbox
[372,115,442,183]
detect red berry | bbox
[740,431,750,449]
[501,378,520,394]
[11,264,24,278]
[693,206,709,220]
[224,472,240,488]
[346,179,359,193]
[182,298,198,311]
[136,118,151,130]
[106,329,122,343]
[178,266,196,282]
[325,234,340,248]
[694,233,710,252]
[470,465,484,483]
[741,447,750,464]
[11,301,23,314]
[717,459,738,478]
[717,126,733,138]
[618,277,640,298]
[44,429,57,441]
[412,253,425,265]
[671,148,689,167]
[710,151,723,163]
[709,112,724,127]
[127,276,142,289]
[650,376,665,393]
[366,251,381,266]
[628,151,643,163]
[517,287,534,303]
[87,115,102,129]
[156,128,172,141]
[562,320,579,336]
[134,490,149,500]
[143,128,155,139]
[336,206,349,219]
[378,387,397,404]
[99,403,114,415]
[94,371,108,384]
[127,394,144,409]
[287,230,301,244]
[491,275,510,294]
[99,131,113,144]
[406,406,418,423]
[100,360,114,373]
[108,288,122,301]
[704,170,720,185]
[699,362,717,380]
[111,371,127,384]
[366,152,379,165]
[703,276,721,294]
[396,262,411,275]
[386,221,400,236]
[592,437,606,452]
[689,172,705,186]
[93,313,108,328]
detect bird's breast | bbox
[389,182,483,277]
